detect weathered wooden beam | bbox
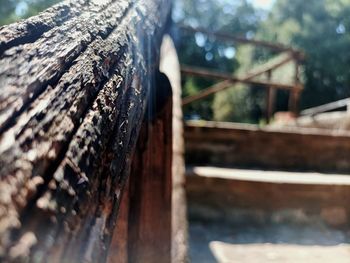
[107,35,186,263]
[107,177,130,263]
[0,0,132,132]
[184,121,350,173]
[242,52,295,78]
[0,0,171,261]
[0,0,81,55]
[300,98,350,116]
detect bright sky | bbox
[249,0,275,9]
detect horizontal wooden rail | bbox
[301,98,350,116]
[184,121,350,173]
[182,53,295,105]
[181,66,297,90]
[181,65,301,106]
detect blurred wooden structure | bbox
[185,121,350,173]
[180,25,304,122]
[185,121,350,228]
[0,1,186,262]
[301,97,350,116]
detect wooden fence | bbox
[180,25,304,121]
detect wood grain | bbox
[0,0,171,261]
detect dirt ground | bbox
[189,220,350,263]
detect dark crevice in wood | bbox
[0,0,172,261]
[0,6,72,56]
[14,46,129,240]
[0,0,120,56]
[0,0,135,134]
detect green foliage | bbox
[177,0,262,120]
[213,85,251,122]
[179,0,350,123]
[258,0,350,108]
[0,0,60,26]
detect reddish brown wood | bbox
[289,89,301,115]
[127,77,173,263]
[187,168,350,227]
[185,121,350,173]
[266,87,274,123]
[265,71,276,123]
[108,178,130,263]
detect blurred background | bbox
[2,0,350,124]
[0,0,59,25]
[174,0,350,123]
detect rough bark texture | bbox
[107,36,186,263]
[107,71,173,263]
[0,0,171,261]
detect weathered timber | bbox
[0,0,78,54]
[300,98,350,116]
[187,167,350,227]
[127,73,172,263]
[185,121,350,173]
[107,177,130,263]
[0,0,172,261]
[0,0,131,132]
[107,35,187,263]
[0,1,127,56]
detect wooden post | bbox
[289,60,302,115]
[160,36,188,263]
[289,89,301,115]
[266,87,276,123]
[0,0,172,261]
[127,72,173,263]
[265,70,276,123]
[108,177,130,263]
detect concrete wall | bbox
[185,121,350,173]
